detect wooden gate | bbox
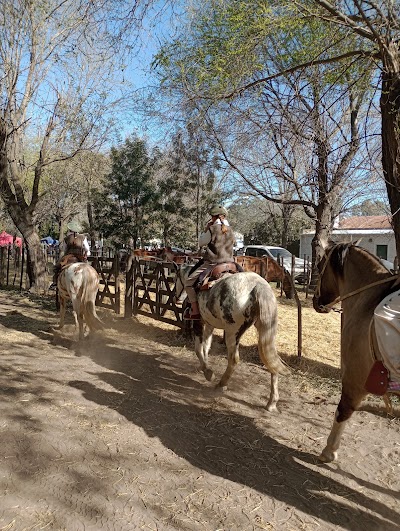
[125,257,184,326]
[89,255,121,314]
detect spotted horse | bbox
[175,265,289,411]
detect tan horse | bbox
[313,241,397,462]
[57,257,104,340]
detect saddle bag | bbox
[364,360,389,396]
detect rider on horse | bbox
[50,220,90,289]
[184,204,236,320]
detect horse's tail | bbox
[255,284,289,375]
[82,267,104,332]
[84,300,105,332]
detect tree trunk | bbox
[310,201,333,288]
[15,222,48,292]
[0,125,48,293]
[380,55,400,259]
[87,200,97,248]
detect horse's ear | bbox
[320,237,328,250]
[353,238,362,246]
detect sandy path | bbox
[0,290,398,531]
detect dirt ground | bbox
[0,288,399,531]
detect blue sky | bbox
[117,2,182,143]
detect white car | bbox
[243,245,307,278]
[379,257,394,271]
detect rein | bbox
[316,244,396,312]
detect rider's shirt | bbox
[202,222,235,264]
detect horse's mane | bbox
[327,242,392,276]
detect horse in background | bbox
[175,264,289,411]
[57,255,104,340]
[122,247,201,273]
[234,255,293,298]
[160,247,201,264]
[313,241,397,462]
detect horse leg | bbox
[383,393,393,414]
[58,296,66,329]
[77,312,85,340]
[216,329,240,389]
[266,373,279,412]
[71,296,85,341]
[319,389,365,463]
[194,321,214,381]
[254,317,283,411]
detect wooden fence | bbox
[0,245,29,289]
[88,255,121,314]
[0,244,121,314]
[125,257,185,327]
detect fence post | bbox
[6,244,11,285]
[20,245,25,290]
[0,247,4,286]
[124,257,134,318]
[114,254,121,315]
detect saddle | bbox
[195,261,244,292]
[60,253,83,269]
[53,253,86,285]
[366,311,400,396]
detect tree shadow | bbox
[70,340,400,530]
[0,311,55,342]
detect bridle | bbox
[315,244,395,312]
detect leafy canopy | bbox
[154,0,369,98]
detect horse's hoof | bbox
[203,368,214,381]
[318,449,337,463]
[266,402,278,412]
[215,382,227,391]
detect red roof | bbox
[338,216,392,230]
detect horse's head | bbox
[313,242,348,313]
[174,264,192,303]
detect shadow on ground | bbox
[69,335,399,531]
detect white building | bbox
[234,231,244,251]
[300,216,396,263]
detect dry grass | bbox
[197,286,342,375]
[123,283,342,386]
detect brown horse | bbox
[313,241,397,462]
[234,255,293,298]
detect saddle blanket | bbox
[374,290,400,385]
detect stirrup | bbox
[184,313,201,320]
